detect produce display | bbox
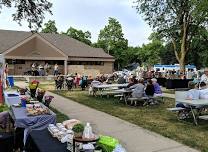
[26,104,50,116]
[48,123,73,142]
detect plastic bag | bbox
[112,144,126,152]
[83,123,94,139]
[98,136,119,152]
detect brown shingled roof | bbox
[0,29,114,59]
[0,30,32,53]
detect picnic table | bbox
[93,83,128,97]
[114,89,133,104]
[177,99,208,125]
[94,83,128,89]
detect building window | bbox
[16,60,25,64]
[6,59,25,64]
[47,60,64,65]
[68,61,104,65]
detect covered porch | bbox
[2,34,68,75]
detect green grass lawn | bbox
[161,88,175,94]
[0,105,9,112]
[48,89,208,152]
[50,107,69,123]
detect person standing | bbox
[44,63,49,76]
[3,63,9,88]
[31,63,36,76]
[38,64,44,76]
[53,64,59,76]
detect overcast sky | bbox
[0,0,152,46]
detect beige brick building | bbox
[0,30,114,76]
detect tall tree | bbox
[135,0,208,72]
[124,46,141,66]
[63,27,92,45]
[137,35,165,67]
[0,0,52,30]
[187,27,208,68]
[42,20,58,34]
[97,17,128,70]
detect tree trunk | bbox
[179,59,185,74]
[172,20,188,74]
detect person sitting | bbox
[127,78,134,88]
[90,78,101,96]
[130,79,145,98]
[151,78,162,96]
[132,76,138,84]
[55,76,64,90]
[186,81,200,100]
[117,74,126,89]
[145,79,155,97]
[117,74,126,84]
[199,81,208,99]
[66,75,74,90]
[176,81,199,108]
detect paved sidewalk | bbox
[15,82,198,152]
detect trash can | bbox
[7,76,14,87]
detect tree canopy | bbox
[0,0,52,30]
[62,27,92,45]
[42,20,58,34]
[135,0,208,72]
[96,17,128,70]
[138,37,164,67]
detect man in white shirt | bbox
[201,67,208,84]
[199,82,208,99]
[187,69,194,79]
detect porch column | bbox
[64,60,67,75]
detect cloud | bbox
[0,0,152,46]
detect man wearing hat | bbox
[201,67,208,84]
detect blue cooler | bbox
[7,76,14,87]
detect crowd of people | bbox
[30,63,60,76]
[54,73,89,91]
[136,69,198,80]
[90,74,163,101]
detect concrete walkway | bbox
[15,82,198,152]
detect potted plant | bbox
[72,123,84,138]
[29,80,39,98]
